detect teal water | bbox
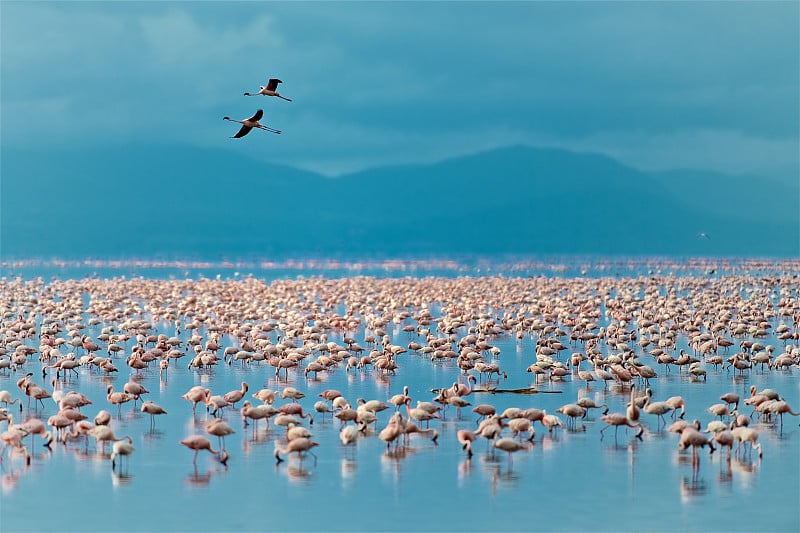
[1,259,798,532]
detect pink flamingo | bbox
[179,435,229,465]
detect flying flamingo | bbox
[223,109,281,138]
[244,78,292,101]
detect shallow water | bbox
[1,260,798,532]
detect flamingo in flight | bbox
[223,109,281,138]
[244,78,292,101]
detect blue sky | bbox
[2,1,798,178]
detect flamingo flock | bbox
[225,76,291,138]
[0,258,798,494]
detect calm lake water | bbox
[1,258,798,532]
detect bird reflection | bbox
[457,457,472,487]
[111,470,134,487]
[274,462,313,484]
[185,463,227,487]
[143,428,165,441]
[340,458,357,485]
[479,458,519,498]
[0,460,29,493]
[680,473,707,502]
[731,455,760,490]
[733,456,759,474]
[717,456,733,485]
[380,445,416,482]
[374,373,392,386]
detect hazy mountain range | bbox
[2,144,797,259]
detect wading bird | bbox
[179,435,229,465]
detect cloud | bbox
[2,2,797,181]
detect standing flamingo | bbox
[493,437,531,467]
[274,437,319,463]
[111,436,134,471]
[599,413,643,440]
[179,435,229,465]
[140,401,167,430]
[457,429,478,457]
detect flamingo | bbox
[457,429,478,457]
[642,388,674,428]
[205,419,236,449]
[123,380,149,406]
[286,422,313,442]
[241,400,278,432]
[0,390,21,411]
[274,437,319,463]
[340,425,359,447]
[280,387,305,402]
[677,427,715,466]
[626,384,640,423]
[319,389,343,403]
[452,375,478,397]
[767,400,800,427]
[599,413,643,441]
[110,436,134,471]
[555,404,586,429]
[471,404,496,425]
[278,402,315,424]
[406,398,439,428]
[575,398,608,418]
[378,418,403,450]
[244,78,292,101]
[223,382,249,408]
[493,437,531,466]
[507,418,535,441]
[252,388,277,405]
[0,421,31,465]
[402,421,438,445]
[223,109,281,138]
[140,401,167,430]
[732,426,763,458]
[90,425,126,454]
[180,435,229,465]
[388,386,410,411]
[665,395,686,420]
[106,385,132,416]
[94,410,112,426]
[719,392,740,411]
[313,401,333,421]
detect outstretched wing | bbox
[232,125,253,138]
[248,109,264,121]
[266,78,282,91]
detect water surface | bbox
[1,259,798,532]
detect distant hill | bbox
[2,143,797,258]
